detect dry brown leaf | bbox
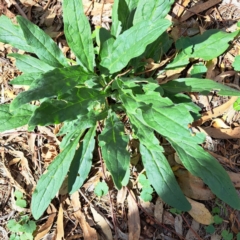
[175,169,215,200]
[174,215,183,235]
[83,0,112,17]
[206,59,218,79]
[127,191,140,240]
[211,118,230,129]
[90,206,113,240]
[42,143,58,163]
[163,211,175,225]
[117,187,127,207]
[34,212,57,240]
[19,0,40,6]
[70,192,98,240]
[229,211,239,234]
[201,126,240,139]
[154,197,164,223]
[192,96,238,126]
[53,203,64,240]
[211,234,221,240]
[228,171,240,188]
[180,0,221,22]
[208,151,231,165]
[185,220,200,240]
[187,197,213,225]
[1,161,27,194]
[214,71,235,83]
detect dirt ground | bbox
[1,0,240,239]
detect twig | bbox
[10,0,28,19]
[181,214,202,240]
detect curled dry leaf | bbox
[90,206,113,240]
[34,212,57,240]
[70,192,98,240]
[192,96,238,126]
[180,0,221,22]
[187,197,213,225]
[127,191,140,240]
[211,118,230,129]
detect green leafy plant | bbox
[7,216,36,240]
[94,181,109,197]
[1,0,240,220]
[14,190,27,208]
[138,174,153,202]
[221,230,233,240]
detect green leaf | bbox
[10,234,20,240]
[8,53,54,73]
[237,233,240,240]
[14,190,27,208]
[221,230,233,240]
[213,215,223,224]
[0,104,36,132]
[10,73,42,86]
[140,144,191,211]
[177,29,238,60]
[212,207,220,214]
[138,174,153,202]
[20,221,36,234]
[0,15,33,52]
[10,65,96,110]
[94,181,109,197]
[111,0,138,37]
[31,132,81,220]
[100,19,171,74]
[190,63,207,78]
[165,51,189,69]
[63,0,95,71]
[20,232,33,240]
[133,0,174,24]
[167,30,238,69]
[68,125,97,194]
[233,97,240,111]
[59,118,95,150]
[140,191,152,202]
[139,100,240,209]
[7,220,21,233]
[205,224,215,234]
[28,87,106,126]
[170,141,240,210]
[99,111,130,189]
[115,78,240,209]
[233,55,240,71]
[162,78,240,96]
[16,16,68,68]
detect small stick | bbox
[10,0,28,19]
